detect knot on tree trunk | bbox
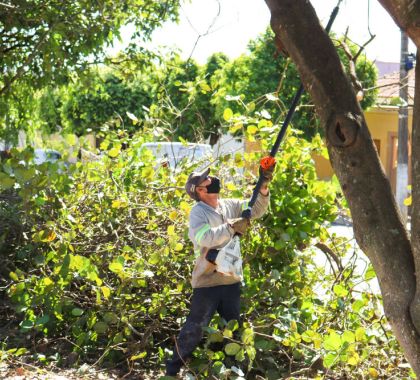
[326,112,361,147]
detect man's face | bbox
[196,176,219,203]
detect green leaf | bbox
[73,255,90,271]
[93,321,108,334]
[101,286,111,299]
[108,147,121,158]
[199,82,211,93]
[223,328,232,338]
[333,284,349,297]
[130,351,147,361]
[301,330,316,343]
[247,125,258,135]
[14,167,36,182]
[148,252,160,265]
[109,261,123,273]
[241,328,254,344]
[323,352,338,368]
[71,308,84,316]
[351,299,365,312]
[20,320,34,331]
[300,299,313,310]
[113,333,124,344]
[9,272,19,281]
[212,361,226,375]
[226,320,239,331]
[364,264,376,281]
[246,346,256,361]
[225,342,241,356]
[255,339,272,350]
[223,108,233,121]
[64,133,77,145]
[208,331,224,343]
[13,348,28,357]
[355,327,367,342]
[323,331,342,351]
[103,312,119,324]
[0,172,15,189]
[342,331,355,343]
[35,315,50,326]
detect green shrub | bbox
[0,128,411,378]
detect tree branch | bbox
[0,30,50,96]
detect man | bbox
[165,165,274,377]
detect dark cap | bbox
[185,167,210,201]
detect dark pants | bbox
[166,282,241,376]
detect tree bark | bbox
[264,0,420,373]
[378,0,420,340]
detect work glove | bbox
[228,217,251,235]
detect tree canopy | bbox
[0,0,180,95]
[33,29,377,144]
[0,0,180,144]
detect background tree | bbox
[33,31,376,146]
[153,55,201,141]
[214,28,377,139]
[199,52,230,145]
[0,0,181,143]
[263,0,420,373]
[59,70,153,136]
[0,0,180,95]
[38,87,64,135]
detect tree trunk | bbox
[263,0,420,373]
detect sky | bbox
[117,0,415,65]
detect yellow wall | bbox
[365,108,413,174]
[313,107,413,184]
[313,153,333,180]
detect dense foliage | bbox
[32,29,377,144]
[0,0,180,144]
[0,121,412,378]
[0,0,179,93]
[213,29,378,139]
[0,6,396,378]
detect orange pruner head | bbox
[260,156,276,170]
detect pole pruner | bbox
[241,0,342,219]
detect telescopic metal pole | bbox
[242,1,342,219]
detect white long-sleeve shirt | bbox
[189,194,270,288]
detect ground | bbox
[0,361,170,380]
